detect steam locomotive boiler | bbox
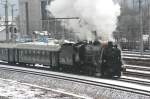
[59,41,123,78]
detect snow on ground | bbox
[0,78,79,99]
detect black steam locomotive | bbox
[0,41,123,78]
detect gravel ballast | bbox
[0,67,149,99]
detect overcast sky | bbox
[0,0,18,16]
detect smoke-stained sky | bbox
[0,0,18,16]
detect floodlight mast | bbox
[5,0,9,42]
[139,0,144,55]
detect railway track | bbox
[119,76,150,86]
[122,53,150,66]
[2,61,150,80]
[123,64,150,79]
[125,65,150,71]
[1,61,150,80]
[0,64,150,96]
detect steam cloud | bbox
[46,0,120,41]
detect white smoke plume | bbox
[46,0,120,41]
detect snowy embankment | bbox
[0,78,80,99]
[0,65,150,99]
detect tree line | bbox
[114,0,150,42]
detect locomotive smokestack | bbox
[92,31,98,41]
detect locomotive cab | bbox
[101,42,123,78]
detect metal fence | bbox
[115,37,150,52]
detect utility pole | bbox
[146,0,150,50]
[133,0,135,9]
[4,0,9,42]
[11,4,15,40]
[139,0,144,55]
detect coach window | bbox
[28,50,31,55]
[3,49,5,55]
[37,50,40,58]
[1,49,2,55]
[33,50,35,56]
[1,49,3,55]
[0,49,2,54]
[37,50,39,55]
[42,51,45,56]
[3,48,6,55]
[44,51,46,60]
[26,49,28,56]
[3,49,4,55]
[47,51,49,57]
[30,50,32,58]
[24,50,27,55]
[20,50,23,57]
[23,50,25,56]
[27,50,29,58]
[39,50,41,60]
[35,50,37,57]
[30,50,32,55]
[4,49,6,54]
[4,49,6,55]
[0,49,2,55]
[21,50,23,56]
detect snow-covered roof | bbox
[0,43,17,48]
[34,31,49,36]
[16,42,61,51]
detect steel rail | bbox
[118,78,150,86]
[123,71,150,80]
[124,65,150,71]
[0,65,150,96]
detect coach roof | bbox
[0,43,17,48]
[16,42,61,51]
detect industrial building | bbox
[18,0,75,40]
[18,0,51,37]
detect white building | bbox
[18,0,51,36]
